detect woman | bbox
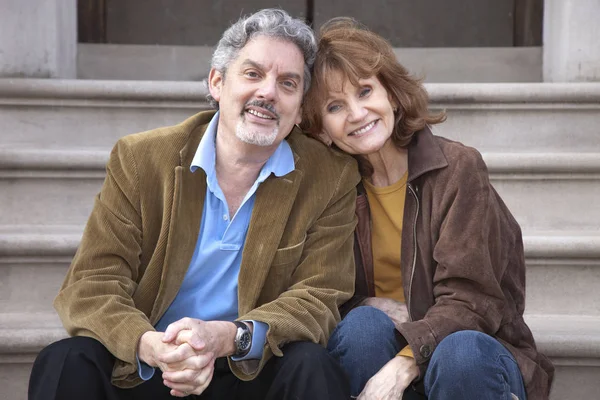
[302,18,554,400]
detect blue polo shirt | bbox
[139,112,294,379]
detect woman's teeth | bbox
[350,120,376,136]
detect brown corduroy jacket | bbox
[54,110,360,388]
[348,127,554,400]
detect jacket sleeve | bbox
[398,146,518,377]
[230,158,359,380]
[54,138,154,375]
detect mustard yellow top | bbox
[364,171,413,358]
[363,172,408,302]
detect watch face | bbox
[239,331,252,351]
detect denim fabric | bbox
[327,306,527,400]
[327,306,402,397]
[424,330,527,400]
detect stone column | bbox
[0,0,77,78]
[543,0,600,82]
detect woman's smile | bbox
[349,119,379,137]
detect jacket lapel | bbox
[237,168,303,314]
[150,123,208,322]
[407,126,448,182]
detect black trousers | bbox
[29,336,350,400]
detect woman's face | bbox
[320,73,396,155]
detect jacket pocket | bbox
[271,236,306,266]
[256,237,307,304]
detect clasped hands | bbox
[138,318,236,397]
[138,299,413,399]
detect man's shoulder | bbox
[116,110,214,155]
[284,131,360,199]
[286,130,358,175]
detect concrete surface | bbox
[76,44,543,83]
[543,0,600,82]
[0,0,76,78]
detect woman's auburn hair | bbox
[301,18,446,176]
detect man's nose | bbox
[256,77,278,101]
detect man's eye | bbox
[246,71,259,78]
[282,80,297,88]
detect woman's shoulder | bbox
[431,134,488,175]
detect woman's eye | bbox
[327,104,341,113]
[359,87,371,97]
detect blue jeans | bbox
[327,306,527,400]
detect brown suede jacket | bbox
[346,127,554,400]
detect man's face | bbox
[208,35,305,148]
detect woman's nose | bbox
[347,102,367,122]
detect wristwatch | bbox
[233,321,252,357]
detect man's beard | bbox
[236,100,281,146]
[236,117,279,146]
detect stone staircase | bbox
[1,79,599,400]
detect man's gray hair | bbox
[207,8,317,108]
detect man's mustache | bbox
[243,100,280,121]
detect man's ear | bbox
[208,68,223,102]
[295,106,303,126]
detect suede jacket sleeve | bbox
[398,145,516,378]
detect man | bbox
[28,9,359,400]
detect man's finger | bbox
[175,329,206,351]
[162,353,214,382]
[167,366,214,398]
[163,368,200,384]
[167,384,196,398]
[169,389,190,398]
[195,361,215,387]
[158,342,195,364]
[163,317,196,342]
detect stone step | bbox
[1,79,600,152]
[1,148,599,231]
[0,79,209,150]
[430,83,600,153]
[0,312,597,400]
[2,79,599,231]
[526,314,600,400]
[525,243,600,317]
[1,228,599,317]
[78,44,543,83]
[0,313,65,400]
